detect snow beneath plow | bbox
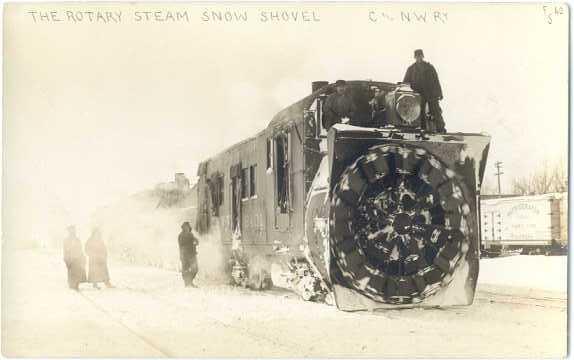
[2,249,566,358]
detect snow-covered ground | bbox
[479,255,567,293]
[2,250,566,358]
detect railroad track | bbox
[126,285,305,351]
[78,291,174,357]
[476,290,566,309]
[78,284,306,357]
[76,279,566,357]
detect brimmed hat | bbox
[335,79,347,86]
[414,49,424,57]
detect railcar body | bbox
[481,193,568,255]
[195,80,491,310]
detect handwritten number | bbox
[543,5,564,24]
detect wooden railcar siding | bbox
[199,124,308,256]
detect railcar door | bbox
[230,163,242,234]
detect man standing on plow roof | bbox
[403,49,446,133]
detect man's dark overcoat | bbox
[403,61,443,101]
[178,230,199,286]
[85,231,110,283]
[63,234,86,289]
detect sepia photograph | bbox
[2,2,568,358]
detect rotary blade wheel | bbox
[331,144,472,305]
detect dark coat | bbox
[85,232,110,283]
[178,231,198,260]
[322,92,356,129]
[178,230,199,286]
[403,61,443,101]
[63,235,86,288]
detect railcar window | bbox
[250,165,256,197]
[208,173,225,216]
[275,134,289,213]
[231,176,239,232]
[209,179,217,216]
[317,96,328,137]
[241,168,249,200]
[305,101,318,139]
[266,139,273,170]
[215,174,224,207]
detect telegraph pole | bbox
[494,161,504,194]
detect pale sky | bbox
[4,3,569,244]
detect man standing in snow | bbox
[403,49,446,133]
[178,222,199,287]
[85,228,113,289]
[63,225,86,291]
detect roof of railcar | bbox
[205,129,265,163]
[267,80,397,130]
[200,80,398,167]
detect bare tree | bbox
[511,176,532,195]
[511,160,567,195]
[549,161,568,192]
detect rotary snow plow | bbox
[305,125,490,311]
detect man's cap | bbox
[414,49,424,57]
[335,79,346,86]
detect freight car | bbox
[480,193,568,256]
[195,80,491,310]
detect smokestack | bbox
[175,173,190,190]
[312,81,329,93]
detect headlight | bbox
[395,94,421,125]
